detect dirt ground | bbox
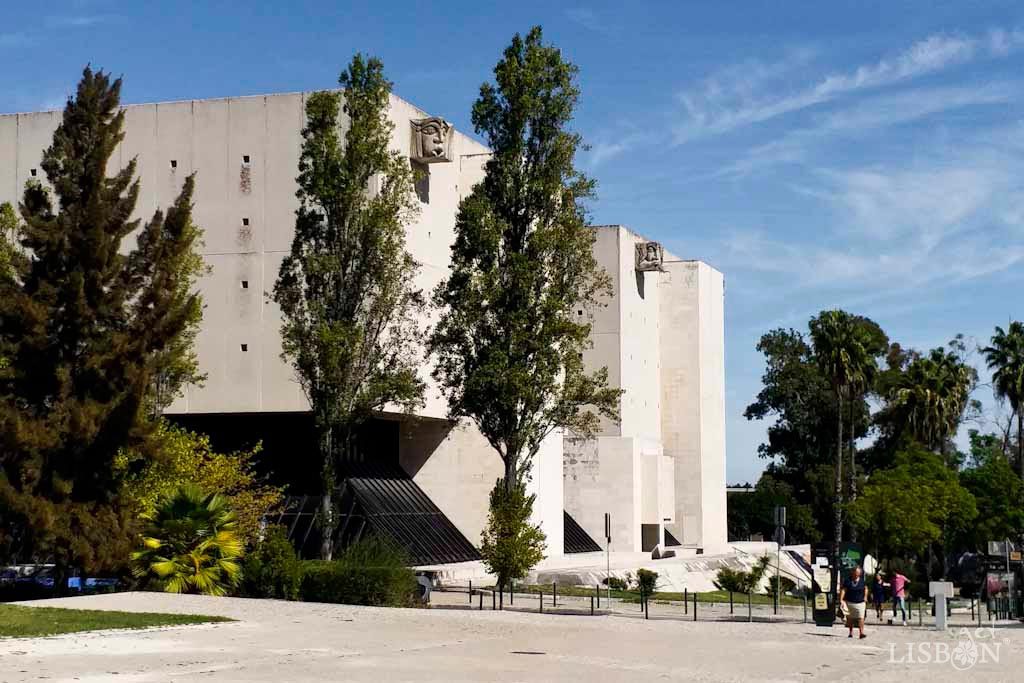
[1,592,1022,682]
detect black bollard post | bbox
[684,588,688,614]
[553,582,557,607]
[469,580,473,603]
[729,591,734,614]
[539,589,543,613]
[596,585,600,609]
[479,591,483,610]
[644,594,649,620]
[693,592,698,621]
[510,580,513,605]
[492,590,496,611]
[747,591,752,623]
[773,589,778,615]
[971,599,974,621]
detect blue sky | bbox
[3,1,1023,483]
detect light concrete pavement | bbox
[2,592,1022,682]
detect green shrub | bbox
[300,537,417,606]
[714,556,771,594]
[766,575,796,596]
[479,480,546,589]
[603,576,628,591]
[240,525,302,600]
[131,485,243,596]
[635,569,658,595]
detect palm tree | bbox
[983,322,1024,478]
[132,486,243,595]
[809,310,878,545]
[890,347,974,465]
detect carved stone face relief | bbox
[410,117,453,163]
[635,241,664,272]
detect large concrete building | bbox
[0,90,726,564]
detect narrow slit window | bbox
[240,344,248,352]
[170,159,177,169]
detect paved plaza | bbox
[1,593,1022,681]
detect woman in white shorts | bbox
[839,565,867,639]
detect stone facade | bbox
[563,226,727,554]
[0,93,724,563]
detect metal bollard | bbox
[684,588,688,614]
[492,590,496,611]
[747,591,752,623]
[596,585,600,609]
[553,582,557,607]
[971,598,974,620]
[469,580,473,603]
[730,591,734,614]
[644,594,649,619]
[479,591,483,610]
[539,589,543,613]
[510,580,514,606]
[693,592,698,621]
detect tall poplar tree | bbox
[430,27,620,577]
[273,55,425,560]
[0,68,204,581]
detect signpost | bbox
[604,512,611,605]
[811,543,834,627]
[774,506,786,616]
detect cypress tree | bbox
[0,67,204,582]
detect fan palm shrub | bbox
[132,485,243,595]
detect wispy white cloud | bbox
[565,8,612,36]
[45,15,115,29]
[713,82,1015,178]
[674,30,1023,143]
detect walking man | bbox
[840,565,867,639]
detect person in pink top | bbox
[890,571,909,625]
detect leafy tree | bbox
[0,68,205,583]
[982,322,1024,477]
[0,202,18,281]
[888,346,975,465]
[808,310,883,543]
[430,27,620,574]
[848,445,977,563]
[479,480,546,590]
[131,485,243,595]
[727,472,821,544]
[116,421,282,546]
[958,433,1024,550]
[272,56,424,559]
